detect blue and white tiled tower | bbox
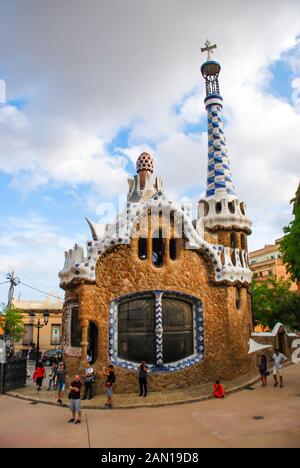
[197,41,252,238]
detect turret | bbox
[197,41,252,260]
[127,152,163,202]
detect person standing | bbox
[259,355,269,387]
[138,361,148,397]
[33,361,46,391]
[56,362,66,404]
[103,365,115,408]
[272,349,288,388]
[82,362,95,400]
[68,375,82,424]
[47,361,58,391]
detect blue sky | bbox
[0,0,300,303]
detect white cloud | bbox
[0,214,87,301]
[291,77,300,112]
[1,0,300,298]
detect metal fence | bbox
[0,356,27,393]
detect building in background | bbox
[12,294,63,352]
[249,238,299,291]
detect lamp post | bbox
[29,310,50,367]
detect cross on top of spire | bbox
[201,40,217,61]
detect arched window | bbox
[240,202,245,215]
[241,234,247,251]
[228,201,235,214]
[220,249,225,265]
[230,233,237,249]
[231,249,236,266]
[88,322,98,364]
[138,237,147,260]
[215,201,222,214]
[169,238,177,261]
[71,307,81,348]
[152,229,165,267]
[199,200,209,216]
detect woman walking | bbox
[33,361,46,391]
[138,361,148,398]
[259,354,269,387]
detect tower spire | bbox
[197,42,252,237]
[201,41,236,200]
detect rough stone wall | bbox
[62,230,255,393]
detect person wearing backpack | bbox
[103,365,115,408]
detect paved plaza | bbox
[0,364,300,448]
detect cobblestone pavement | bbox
[1,364,300,448]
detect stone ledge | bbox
[5,372,261,410]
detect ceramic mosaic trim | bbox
[109,290,204,373]
[64,347,82,358]
[61,303,72,348]
[61,302,81,358]
[155,292,163,366]
[206,104,236,199]
[58,191,252,289]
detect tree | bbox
[280,183,300,284]
[251,278,300,331]
[1,307,24,342]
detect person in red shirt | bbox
[213,380,225,399]
[33,361,46,391]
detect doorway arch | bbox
[88,322,98,364]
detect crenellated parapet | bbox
[197,197,252,234]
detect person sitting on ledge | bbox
[213,380,225,399]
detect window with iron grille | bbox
[118,296,156,364]
[162,296,193,363]
[114,291,203,371]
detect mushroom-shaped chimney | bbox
[136,152,154,190]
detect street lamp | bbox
[29,309,50,366]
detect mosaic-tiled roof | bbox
[58,190,252,289]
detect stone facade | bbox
[63,231,255,393]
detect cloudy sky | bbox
[0,0,300,303]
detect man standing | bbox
[272,349,288,388]
[138,361,148,397]
[68,375,82,424]
[56,362,66,404]
[103,365,115,408]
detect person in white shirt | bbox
[82,362,95,400]
[272,349,288,388]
